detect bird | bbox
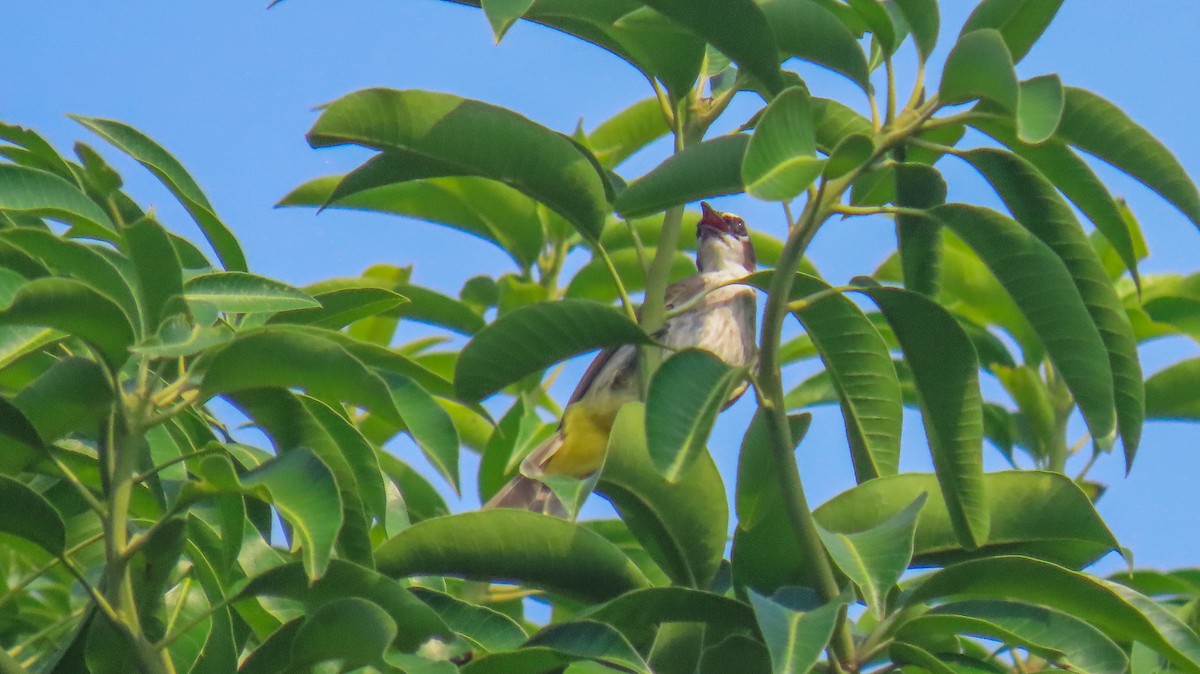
[485,201,759,516]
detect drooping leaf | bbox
[199,326,402,425]
[72,116,247,270]
[0,277,134,367]
[892,0,939,62]
[614,134,749,218]
[383,372,461,491]
[939,29,1017,111]
[898,599,1128,674]
[818,494,925,618]
[814,471,1119,569]
[0,164,114,239]
[645,349,746,480]
[960,149,1143,466]
[307,88,611,241]
[1057,87,1200,231]
[597,403,728,589]
[857,285,987,548]
[960,0,1065,63]
[184,271,319,314]
[749,590,849,674]
[905,556,1200,674]
[482,0,535,40]
[742,87,825,202]
[455,299,652,402]
[122,215,184,331]
[932,203,1118,447]
[894,163,947,297]
[756,0,870,91]
[377,510,651,603]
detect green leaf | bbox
[0,164,113,238]
[1016,74,1064,144]
[615,134,749,218]
[857,286,987,549]
[72,116,247,271]
[307,88,610,241]
[132,319,232,359]
[0,398,42,474]
[11,357,112,445]
[699,635,772,674]
[455,299,652,402]
[375,510,650,602]
[742,87,825,202]
[463,621,651,674]
[749,590,849,674]
[411,587,527,653]
[266,284,407,329]
[199,326,402,425]
[823,134,874,181]
[898,600,1128,674]
[193,449,341,581]
[392,282,485,335]
[1145,358,1200,421]
[757,0,870,91]
[482,0,535,40]
[777,273,902,481]
[960,149,1143,466]
[585,587,756,648]
[0,122,78,183]
[970,118,1142,288]
[815,471,1118,569]
[0,474,65,556]
[240,560,451,652]
[939,29,1017,111]
[567,247,696,303]
[932,203,1118,446]
[122,215,184,330]
[378,452,450,523]
[384,372,461,491]
[597,403,728,589]
[961,0,1065,63]
[1057,87,1200,231]
[281,174,545,268]
[184,271,320,314]
[290,597,396,670]
[0,229,140,331]
[895,164,948,297]
[645,350,745,480]
[848,0,897,55]
[587,97,670,170]
[0,277,134,367]
[818,494,925,618]
[892,0,939,62]
[904,556,1200,674]
[639,0,784,95]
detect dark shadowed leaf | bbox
[72,116,246,270]
[585,587,756,647]
[463,621,650,674]
[615,135,749,218]
[455,299,652,402]
[12,357,112,444]
[375,510,650,602]
[307,88,610,241]
[893,0,939,61]
[0,475,65,556]
[290,598,396,670]
[757,0,870,91]
[267,284,407,329]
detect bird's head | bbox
[696,201,756,274]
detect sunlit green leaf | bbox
[750,590,848,674]
[307,88,611,241]
[646,349,746,480]
[892,0,939,62]
[818,494,924,618]
[587,97,670,169]
[615,135,749,218]
[1017,74,1064,144]
[0,164,113,239]
[742,87,825,202]
[184,271,319,314]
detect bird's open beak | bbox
[698,201,727,238]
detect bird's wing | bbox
[565,274,706,407]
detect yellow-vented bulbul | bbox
[485,202,759,515]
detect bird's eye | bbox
[726,217,747,236]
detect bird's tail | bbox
[482,431,568,518]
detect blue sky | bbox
[3,1,1199,574]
